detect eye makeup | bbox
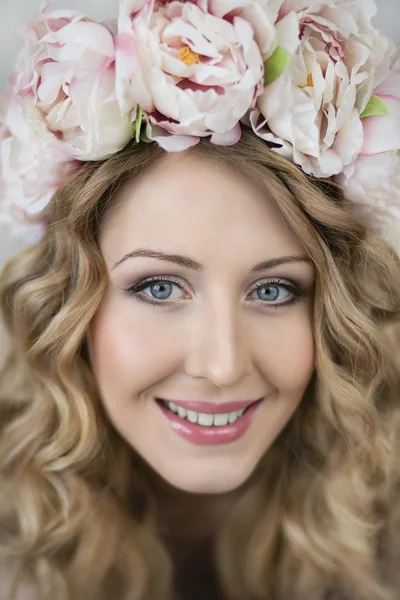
[125,274,307,311]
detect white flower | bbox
[10,1,135,161]
[249,0,392,178]
[0,92,79,238]
[338,48,400,256]
[341,151,400,211]
[340,151,400,256]
[116,0,267,150]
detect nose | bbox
[184,296,253,388]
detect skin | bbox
[87,151,316,497]
[87,152,316,596]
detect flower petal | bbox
[147,123,200,151]
[210,123,242,145]
[362,97,400,154]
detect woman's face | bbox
[88,152,316,494]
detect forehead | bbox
[99,152,306,262]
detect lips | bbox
[156,398,262,414]
[156,397,264,445]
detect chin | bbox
[158,463,255,495]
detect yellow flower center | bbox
[299,72,314,89]
[179,45,200,66]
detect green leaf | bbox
[140,130,151,143]
[397,149,400,156]
[135,106,143,143]
[264,46,292,87]
[360,94,390,119]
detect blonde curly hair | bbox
[1,129,400,600]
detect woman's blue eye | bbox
[126,276,302,309]
[256,285,283,302]
[147,282,176,300]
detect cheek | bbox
[260,312,315,393]
[88,301,175,396]
[89,309,133,385]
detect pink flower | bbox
[338,48,400,255]
[249,0,393,178]
[359,47,400,156]
[116,0,267,150]
[0,91,79,238]
[10,1,135,161]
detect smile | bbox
[162,400,248,426]
[155,398,264,446]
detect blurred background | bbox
[0,0,399,270]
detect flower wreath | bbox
[0,0,399,253]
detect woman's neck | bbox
[150,473,239,543]
[135,470,236,600]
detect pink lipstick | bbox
[155,397,264,445]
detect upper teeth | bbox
[165,401,246,426]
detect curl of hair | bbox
[1,129,400,600]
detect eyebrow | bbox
[111,248,312,272]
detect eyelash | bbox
[125,275,305,311]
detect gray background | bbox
[0,0,399,269]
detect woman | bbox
[0,1,400,600]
